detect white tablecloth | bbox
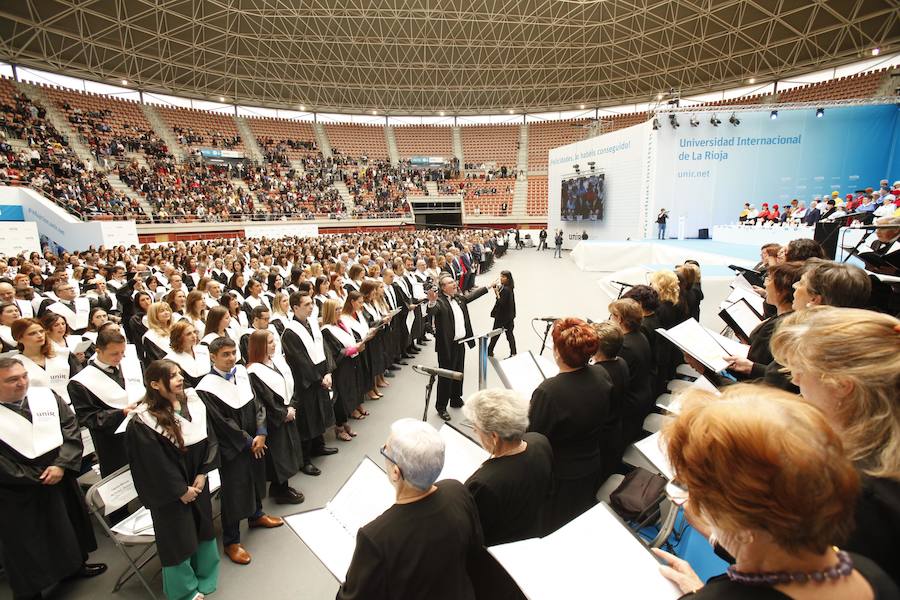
[711,225,814,247]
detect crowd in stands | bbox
[0,90,145,219]
[257,137,318,165]
[58,101,170,161]
[739,180,900,225]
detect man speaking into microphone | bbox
[426,274,488,421]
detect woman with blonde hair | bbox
[771,306,900,583]
[654,384,898,598]
[648,270,688,391]
[143,301,175,366]
[319,299,365,441]
[269,291,291,334]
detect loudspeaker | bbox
[698,228,709,239]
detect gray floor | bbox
[2,246,603,600]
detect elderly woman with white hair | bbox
[338,419,485,600]
[463,389,553,546]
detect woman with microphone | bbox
[487,270,516,358]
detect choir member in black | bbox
[487,270,517,357]
[338,419,484,600]
[0,301,21,352]
[425,273,488,421]
[771,307,900,584]
[11,318,81,406]
[68,329,145,478]
[676,262,703,322]
[241,278,269,320]
[141,301,174,367]
[320,298,368,442]
[165,320,211,389]
[528,318,612,534]
[590,321,631,473]
[463,389,552,545]
[281,293,337,476]
[125,359,220,600]
[195,337,283,566]
[649,270,688,393]
[359,280,391,387]
[312,275,330,311]
[607,299,654,445]
[245,330,305,504]
[380,269,407,369]
[621,284,660,387]
[0,357,106,600]
[344,263,365,294]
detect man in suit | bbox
[537,228,548,251]
[426,274,488,421]
[460,247,475,291]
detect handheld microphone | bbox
[412,365,464,381]
[535,317,559,322]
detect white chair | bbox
[666,379,692,393]
[675,363,702,379]
[642,413,674,434]
[85,466,159,599]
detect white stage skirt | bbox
[711,224,814,246]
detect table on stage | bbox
[711,224,814,246]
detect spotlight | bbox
[219,96,226,102]
[689,115,699,127]
[120,79,128,86]
[439,111,445,116]
[872,48,880,56]
[588,161,596,172]
[652,118,661,130]
[579,104,586,110]
[816,108,824,118]
[747,77,756,84]
[709,114,721,127]
[573,164,580,173]
[729,112,740,126]
[669,114,680,129]
[770,110,778,120]
[299,105,306,111]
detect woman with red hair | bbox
[528,317,612,534]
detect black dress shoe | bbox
[397,360,409,365]
[301,463,322,476]
[388,364,401,371]
[449,397,465,408]
[312,446,338,456]
[273,488,305,504]
[438,409,452,421]
[74,563,108,578]
[402,353,414,359]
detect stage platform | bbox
[572,240,760,331]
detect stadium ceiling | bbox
[0,0,898,116]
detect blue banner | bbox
[0,205,24,221]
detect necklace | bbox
[727,550,853,586]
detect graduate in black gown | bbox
[528,318,612,535]
[0,357,106,600]
[320,298,368,442]
[280,292,337,476]
[68,328,145,477]
[127,291,152,362]
[195,337,283,566]
[165,320,211,390]
[245,329,305,505]
[608,299,654,446]
[141,301,174,368]
[339,419,484,600]
[125,359,220,600]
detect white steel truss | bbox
[0,0,897,115]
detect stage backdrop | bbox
[652,103,900,238]
[547,120,654,248]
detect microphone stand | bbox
[420,372,438,422]
[613,282,630,299]
[538,319,553,356]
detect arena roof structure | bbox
[0,0,898,116]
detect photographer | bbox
[487,270,516,358]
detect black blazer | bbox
[490,286,515,323]
[428,287,488,360]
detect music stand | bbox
[458,327,504,390]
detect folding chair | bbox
[84,466,160,599]
[666,379,693,393]
[642,413,674,434]
[675,363,702,379]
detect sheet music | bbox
[721,286,766,316]
[437,425,489,483]
[493,352,548,400]
[111,506,155,536]
[731,274,754,292]
[656,319,731,373]
[706,328,750,359]
[723,299,763,338]
[489,503,681,600]
[285,457,395,583]
[633,432,675,480]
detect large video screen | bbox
[561,174,605,221]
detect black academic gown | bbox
[618,330,654,445]
[68,369,129,476]
[322,328,365,424]
[0,391,97,597]
[248,367,303,484]
[654,301,688,393]
[281,320,336,441]
[428,287,488,408]
[196,375,267,527]
[125,402,219,566]
[528,366,612,534]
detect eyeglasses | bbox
[379,444,402,477]
[665,481,689,507]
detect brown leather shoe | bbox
[249,514,284,529]
[224,543,252,565]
